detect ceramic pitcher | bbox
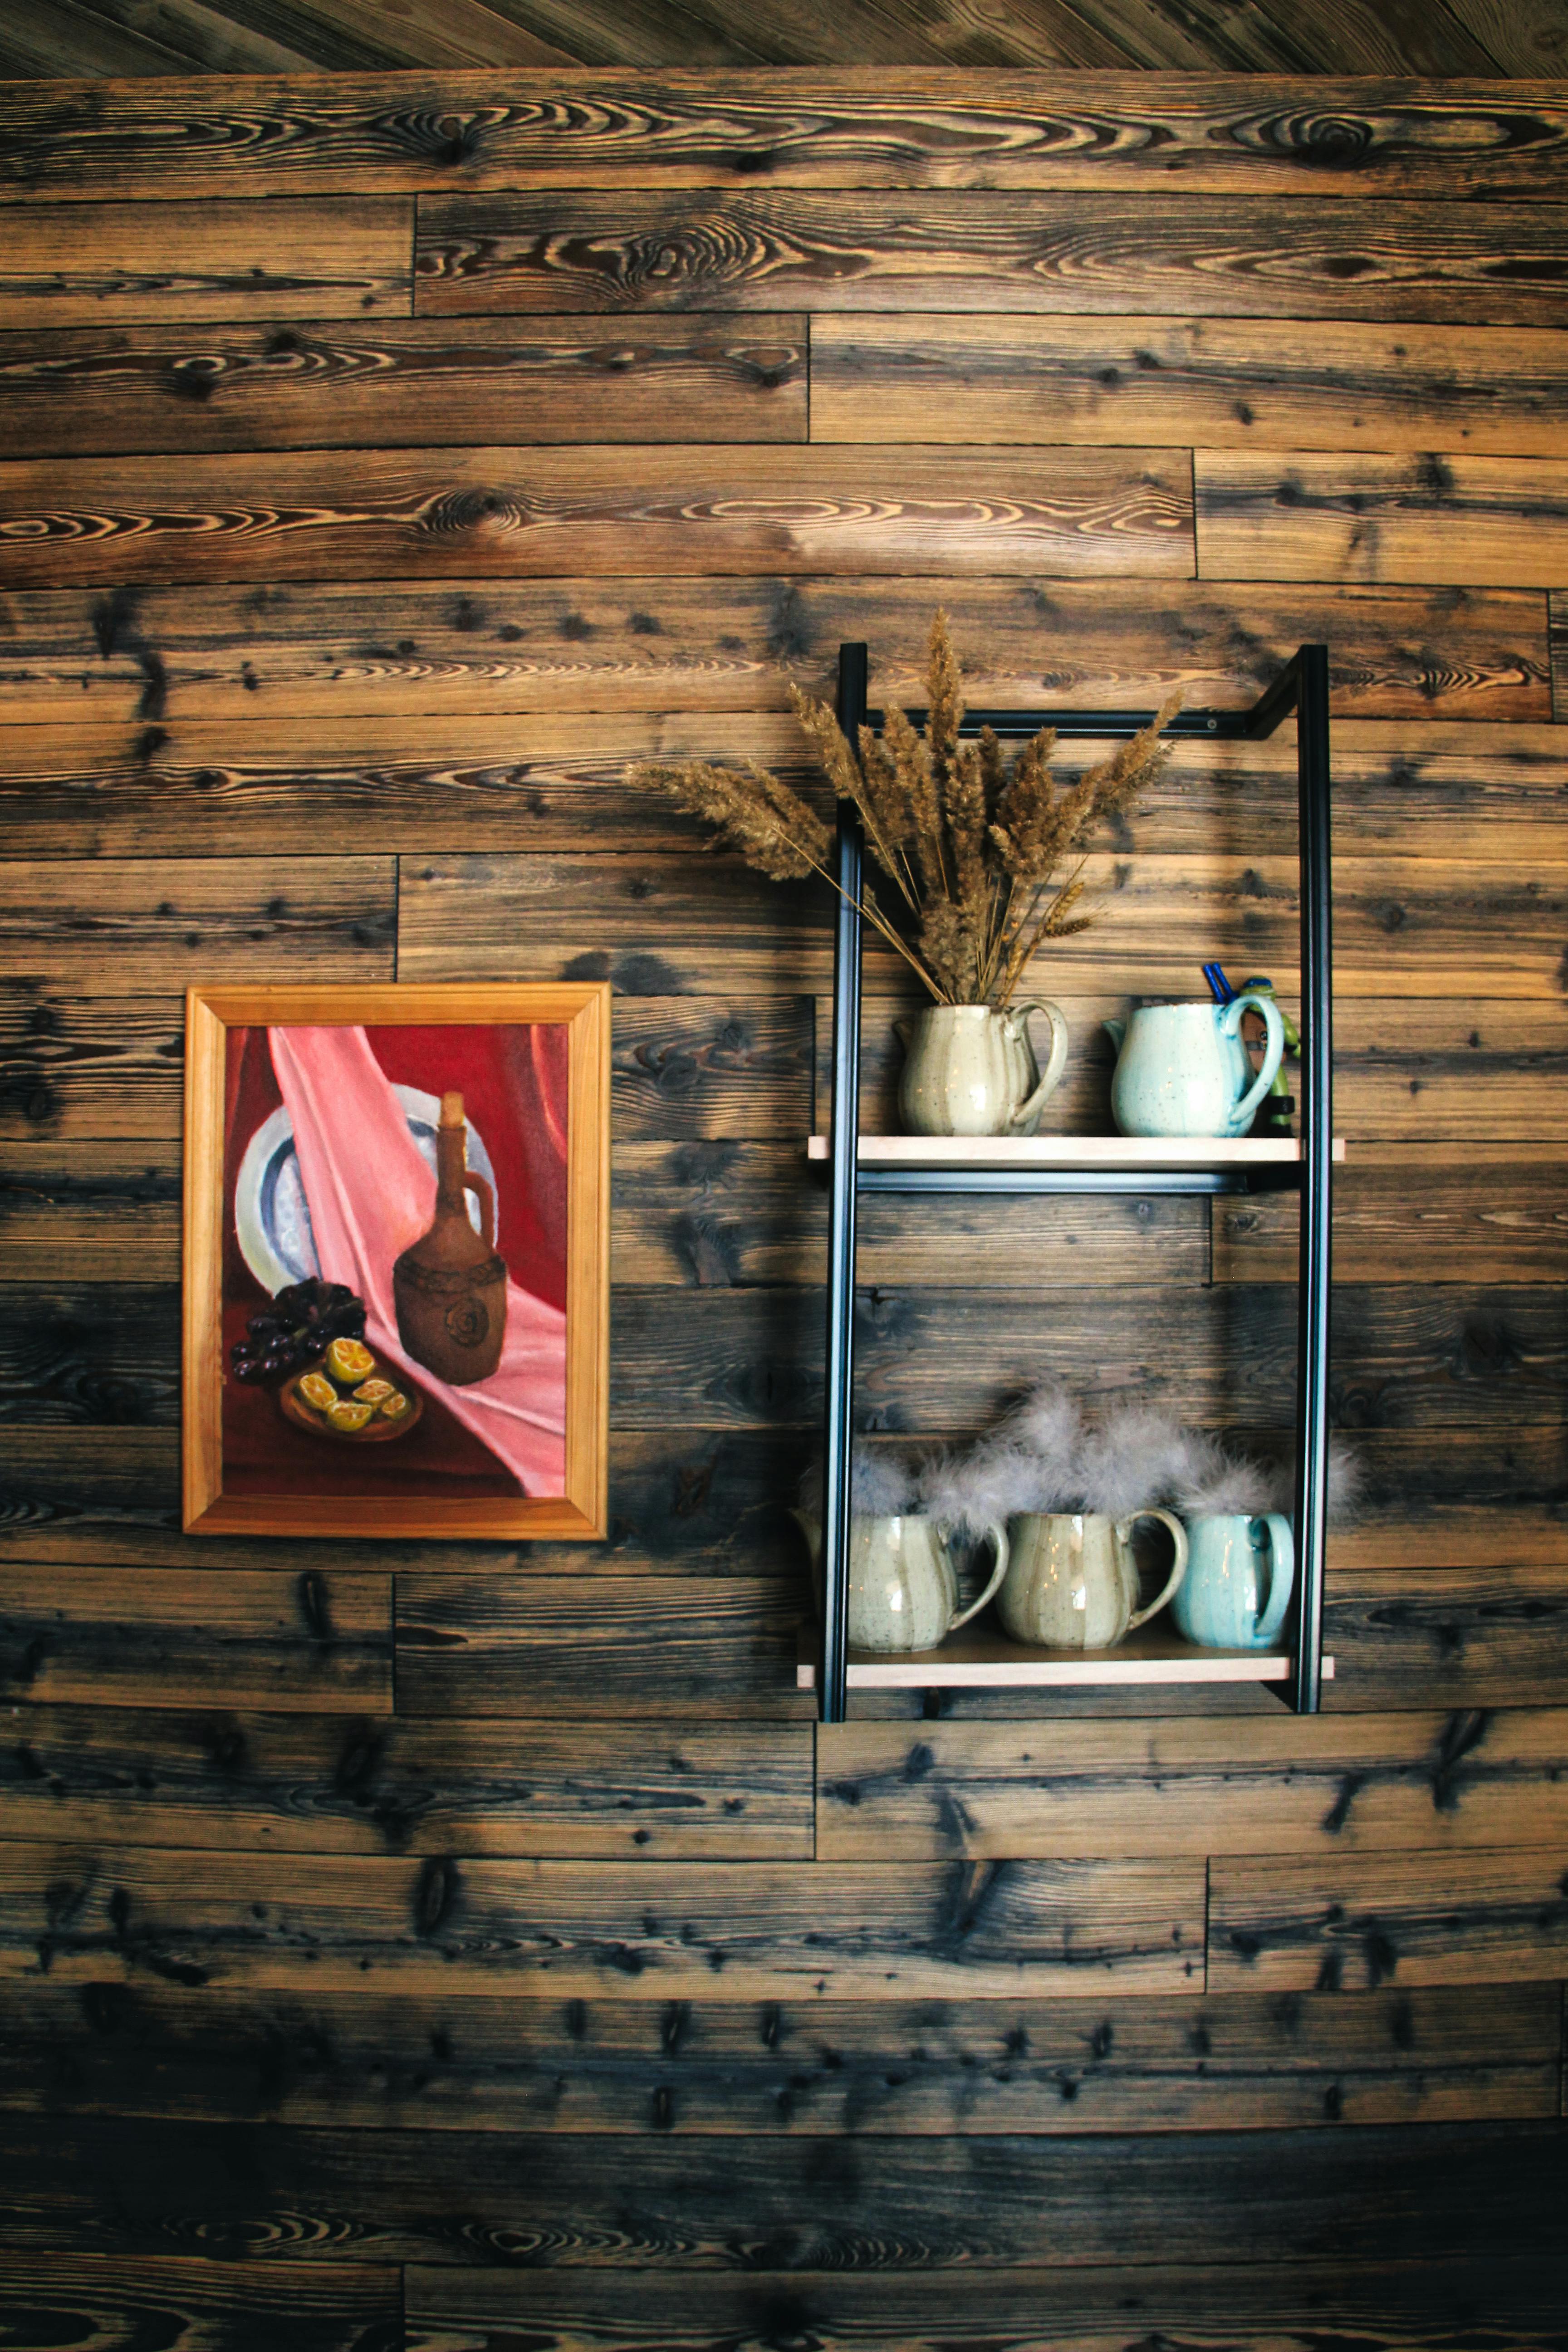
[793,1511,1009,1654]
[1105,996,1284,1139]
[895,1001,1070,1137]
[1171,1513,1294,1651]
[997,1510,1188,1650]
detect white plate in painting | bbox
[234,1085,498,1298]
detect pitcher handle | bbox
[1221,992,1284,1133]
[946,1519,1010,1633]
[1122,1509,1189,1632]
[464,1169,497,1250]
[1253,1513,1296,1647]
[1006,1000,1071,1132]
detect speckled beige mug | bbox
[997,1510,1187,1650]
[794,1512,1009,1654]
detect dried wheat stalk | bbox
[628,611,1182,1005]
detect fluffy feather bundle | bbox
[799,1446,918,1521]
[917,1384,1085,1533]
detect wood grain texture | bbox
[814,315,1568,456]
[0,1844,1205,1995]
[0,1566,392,1710]
[815,1711,1568,1860]
[10,714,1568,863]
[0,446,1195,588]
[1209,1846,1568,1990]
[0,2253,402,2352]
[0,578,1544,725]
[396,850,1568,1000]
[1214,1152,1568,1284]
[0,314,808,456]
[400,2260,1568,2351]
[1,1979,1553,2136]
[0,196,412,326]
[1323,1566,1568,1709]
[0,1708,813,1856]
[1197,450,1568,588]
[0,1141,181,1278]
[414,191,1568,324]
[5,78,1567,201]
[0,2112,1561,2265]
[0,860,396,988]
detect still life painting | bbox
[183,985,609,1540]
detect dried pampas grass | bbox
[630,610,1182,1007]
[799,1447,918,1522]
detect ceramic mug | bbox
[895,1001,1070,1137]
[794,1512,1010,1654]
[1105,996,1284,1139]
[1171,1513,1294,1651]
[997,1509,1188,1650]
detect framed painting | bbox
[183,984,609,1540]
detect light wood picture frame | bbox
[183,984,610,1540]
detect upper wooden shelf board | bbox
[797,1622,1337,1691]
[805,1135,1347,1166]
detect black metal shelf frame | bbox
[818,642,1334,1724]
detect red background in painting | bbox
[220,1022,568,1502]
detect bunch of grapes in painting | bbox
[231,1279,368,1384]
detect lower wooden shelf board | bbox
[796,1622,1336,1691]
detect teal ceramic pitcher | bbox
[1171,1513,1294,1650]
[1105,995,1284,1139]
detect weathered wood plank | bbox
[399,2259,1568,2350]
[1197,451,1568,589]
[397,851,1568,1000]
[2,1980,1553,2136]
[1323,1566,1568,1710]
[7,1279,1564,1436]
[396,1574,812,1720]
[0,2112,1561,2264]
[0,1567,392,1712]
[414,193,1568,324]
[0,1845,1204,1996]
[0,992,815,1142]
[5,78,1568,201]
[0,314,807,456]
[0,447,1194,589]
[9,715,1568,863]
[0,197,413,328]
[0,578,1544,725]
[813,316,1568,456]
[609,1140,1204,1287]
[0,1141,181,1279]
[1209,1847,1568,1990]
[0,2254,402,2352]
[1553,588,1568,720]
[0,860,396,988]
[0,1708,813,1857]
[1215,1151,1568,1284]
[816,1712,1568,1860]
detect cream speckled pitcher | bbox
[895,1001,1070,1137]
[794,1512,1010,1654]
[997,1510,1188,1650]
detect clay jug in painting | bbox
[392,1090,508,1386]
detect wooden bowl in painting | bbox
[279,1368,425,1445]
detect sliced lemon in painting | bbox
[327,1399,376,1433]
[379,1391,411,1421]
[354,1378,395,1404]
[327,1337,376,1384]
[297,1372,336,1412]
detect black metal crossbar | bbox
[818,643,1334,1724]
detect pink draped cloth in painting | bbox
[270,1025,567,1496]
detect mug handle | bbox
[1006,1001,1071,1132]
[1122,1509,1189,1632]
[1221,992,1284,1132]
[1253,1512,1296,1647]
[947,1519,1010,1633]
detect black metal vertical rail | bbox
[1291,644,1333,1713]
[819,642,868,1725]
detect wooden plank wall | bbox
[1,70,1567,2352]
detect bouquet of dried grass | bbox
[628,612,1181,1006]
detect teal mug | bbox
[1171,1513,1294,1650]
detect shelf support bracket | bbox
[818,642,868,1725]
[1290,644,1333,1714]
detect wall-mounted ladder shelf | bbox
[811,642,1336,1724]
